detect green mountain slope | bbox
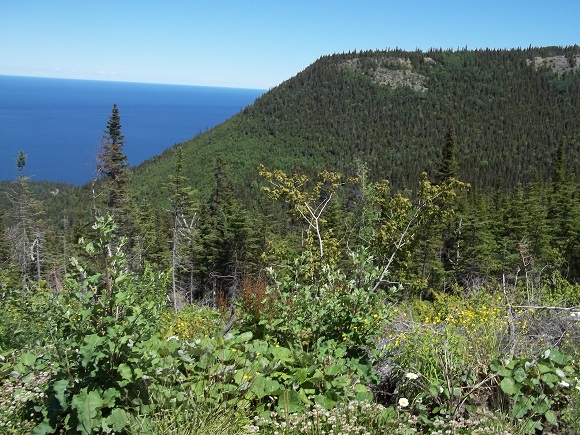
[131,46,580,207]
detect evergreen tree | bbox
[547,140,580,278]
[130,198,167,272]
[164,147,197,311]
[435,122,459,184]
[97,104,130,215]
[197,159,256,304]
[6,151,45,286]
[458,192,501,288]
[425,122,466,290]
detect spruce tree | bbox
[97,104,130,215]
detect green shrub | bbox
[0,268,59,351]
[242,250,392,361]
[490,348,580,434]
[25,216,170,434]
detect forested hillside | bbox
[130,45,580,205]
[2,46,580,433]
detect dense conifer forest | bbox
[1,46,580,433]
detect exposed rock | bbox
[527,55,580,75]
[339,56,428,91]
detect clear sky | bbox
[1,0,579,89]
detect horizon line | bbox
[0,73,268,92]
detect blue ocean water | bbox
[0,76,264,185]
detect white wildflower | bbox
[406,372,419,380]
[398,397,409,408]
[559,380,570,388]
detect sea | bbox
[0,75,264,185]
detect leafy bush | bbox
[490,348,580,434]
[26,216,170,434]
[242,250,391,360]
[0,268,58,352]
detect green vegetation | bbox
[1,46,580,433]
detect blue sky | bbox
[1,0,579,89]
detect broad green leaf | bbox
[294,368,308,383]
[31,421,54,435]
[114,274,128,284]
[380,406,396,420]
[534,397,550,414]
[523,419,543,434]
[541,373,560,384]
[512,395,533,419]
[324,364,343,376]
[72,388,103,434]
[548,348,572,366]
[250,376,282,398]
[80,334,105,368]
[234,331,253,343]
[314,393,336,410]
[102,388,120,408]
[494,365,513,377]
[331,375,350,389]
[117,363,132,383]
[544,409,558,425]
[52,379,70,408]
[500,377,519,395]
[279,390,302,413]
[354,383,368,393]
[299,388,313,405]
[103,408,128,432]
[20,352,37,367]
[513,367,526,383]
[85,241,95,255]
[537,363,552,374]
